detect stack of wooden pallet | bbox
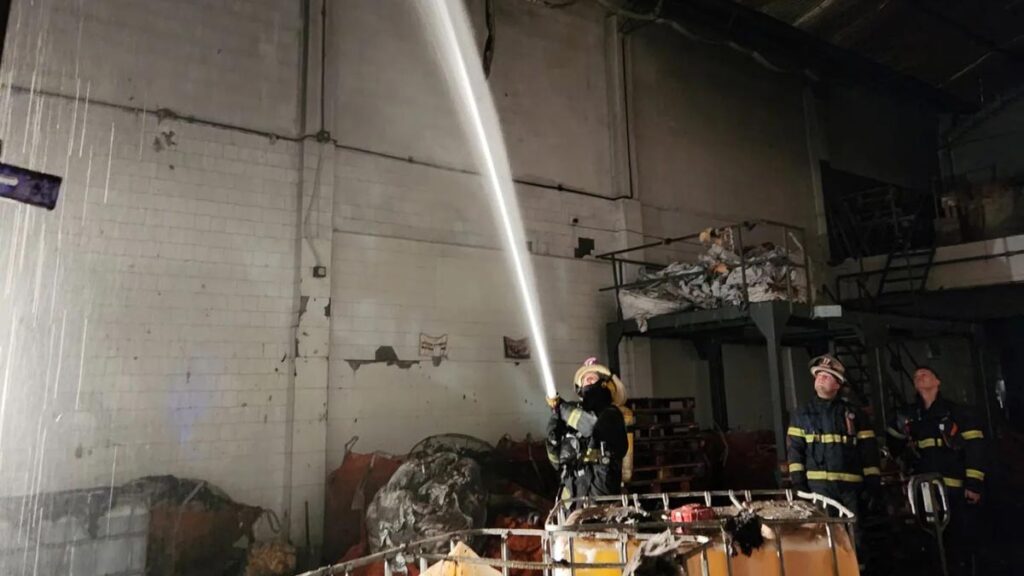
[625,397,707,493]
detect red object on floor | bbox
[481,515,545,576]
[670,504,715,524]
[324,449,404,563]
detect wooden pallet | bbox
[632,449,705,465]
[629,462,706,482]
[626,477,693,493]
[627,397,696,428]
[628,398,697,411]
[632,424,701,441]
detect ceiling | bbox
[731,0,1024,109]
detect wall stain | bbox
[346,346,419,372]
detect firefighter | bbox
[888,366,986,575]
[545,358,629,502]
[787,354,881,515]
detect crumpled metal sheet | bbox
[365,447,488,554]
[622,241,807,331]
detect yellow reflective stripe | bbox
[961,430,984,440]
[789,463,805,472]
[862,467,881,476]
[803,433,854,444]
[857,430,876,440]
[567,409,582,429]
[943,477,964,488]
[583,448,600,463]
[917,438,942,449]
[790,430,859,444]
[806,471,863,483]
[966,469,985,481]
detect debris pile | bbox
[619,227,807,331]
[123,476,266,576]
[243,541,298,576]
[0,475,272,576]
[326,435,555,573]
[365,438,489,554]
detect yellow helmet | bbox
[573,360,627,406]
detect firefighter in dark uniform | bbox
[546,358,629,502]
[888,366,986,576]
[787,354,881,516]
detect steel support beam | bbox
[751,302,792,480]
[970,328,995,438]
[858,319,890,437]
[607,323,625,376]
[696,338,729,431]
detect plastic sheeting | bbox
[621,242,807,332]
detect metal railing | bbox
[300,489,857,576]
[595,220,812,322]
[296,527,710,576]
[552,489,858,576]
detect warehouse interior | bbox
[0,0,1023,574]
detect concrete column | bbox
[283,0,333,550]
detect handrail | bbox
[598,220,811,312]
[297,526,712,576]
[836,247,1024,283]
[300,489,858,576]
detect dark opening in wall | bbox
[821,161,936,263]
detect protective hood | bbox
[573,363,627,406]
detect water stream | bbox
[418,0,558,398]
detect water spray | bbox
[420,0,558,399]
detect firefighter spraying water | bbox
[545,358,632,502]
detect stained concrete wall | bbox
[325,0,627,462]
[0,0,303,533]
[629,25,818,239]
[324,0,945,460]
[0,495,149,576]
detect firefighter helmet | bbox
[809,354,847,384]
[573,358,627,405]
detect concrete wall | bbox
[326,1,951,454]
[0,494,149,576]
[326,0,625,459]
[819,83,939,191]
[0,0,303,530]
[629,25,818,240]
[948,99,1024,183]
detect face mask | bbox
[581,382,612,410]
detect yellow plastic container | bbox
[684,524,859,576]
[551,522,858,576]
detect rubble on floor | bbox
[325,434,556,572]
[621,234,807,332]
[127,476,265,576]
[0,475,272,576]
[243,541,297,576]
